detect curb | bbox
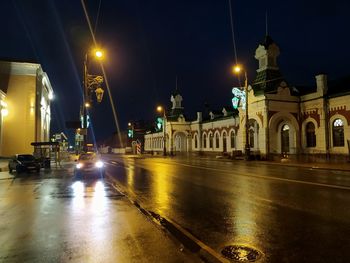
[195,156,350,172]
[107,175,230,263]
[255,161,350,172]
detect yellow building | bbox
[0,61,53,157]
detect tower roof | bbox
[171,86,181,97]
[260,35,275,49]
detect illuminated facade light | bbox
[1,108,8,116]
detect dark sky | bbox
[1,0,349,144]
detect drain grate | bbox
[221,245,262,262]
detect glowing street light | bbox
[81,47,105,151]
[233,64,250,160]
[157,105,167,156]
[233,65,242,73]
[95,50,103,58]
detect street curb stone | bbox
[107,173,230,263]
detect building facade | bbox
[0,61,54,157]
[144,36,350,161]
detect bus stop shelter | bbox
[31,141,60,168]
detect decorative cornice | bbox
[0,61,40,76]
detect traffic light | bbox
[156,117,163,131]
[128,122,134,138]
[128,129,134,138]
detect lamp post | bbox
[233,65,250,160]
[157,105,167,156]
[81,49,105,151]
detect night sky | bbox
[1,0,349,144]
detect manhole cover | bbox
[221,245,262,262]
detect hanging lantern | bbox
[95,87,104,103]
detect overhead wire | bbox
[94,0,102,35]
[81,0,124,148]
[228,0,238,65]
[228,0,241,86]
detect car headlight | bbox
[95,161,104,168]
[76,163,83,169]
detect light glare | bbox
[72,181,84,196]
[1,109,8,116]
[95,161,104,168]
[233,65,242,73]
[95,50,103,58]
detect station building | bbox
[144,36,350,161]
[0,61,54,157]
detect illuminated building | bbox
[145,36,350,162]
[0,61,53,156]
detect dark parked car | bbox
[8,154,41,173]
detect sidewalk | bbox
[200,155,350,172]
[256,159,350,172]
[105,153,350,172]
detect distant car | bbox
[74,152,105,179]
[8,154,41,173]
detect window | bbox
[281,124,290,153]
[203,134,207,148]
[194,135,198,148]
[249,129,254,148]
[333,119,344,147]
[223,133,227,152]
[306,122,316,147]
[215,133,220,148]
[230,131,235,148]
[209,134,213,148]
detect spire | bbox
[172,75,180,96]
[265,11,268,37]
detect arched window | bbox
[222,133,227,152]
[203,134,207,148]
[249,129,254,148]
[209,134,213,148]
[281,124,290,153]
[333,119,344,147]
[215,133,220,148]
[230,131,235,148]
[194,134,198,148]
[306,122,316,147]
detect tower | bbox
[169,76,185,118]
[252,36,285,95]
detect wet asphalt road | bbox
[0,165,199,263]
[104,155,350,263]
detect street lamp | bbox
[81,48,105,150]
[233,65,250,160]
[157,105,167,156]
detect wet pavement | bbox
[0,163,199,263]
[104,155,350,263]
